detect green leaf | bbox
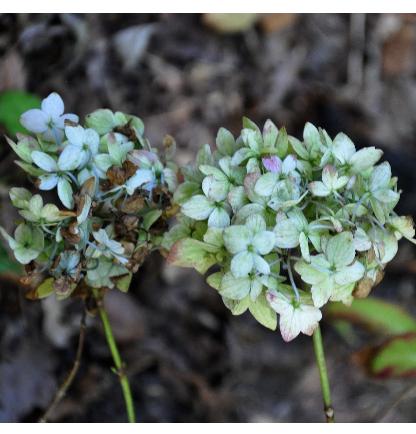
[142,209,162,231]
[370,334,416,377]
[85,109,116,134]
[276,127,288,158]
[248,293,277,330]
[216,127,235,155]
[26,277,55,300]
[0,242,21,274]
[0,90,41,136]
[203,13,259,34]
[167,238,217,274]
[326,297,416,335]
[114,273,133,293]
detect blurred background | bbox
[1,13,416,422]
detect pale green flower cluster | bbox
[1,93,178,299]
[166,118,416,341]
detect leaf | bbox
[249,293,277,330]
[0,242,21,275]
[367,334,416,377]
[114,273,133,293]
[326,297,416,335]
[167,238,217,274]
[216,127,235,155]
[203,13,259,34]
[142,209,162,231]
[26,277,55,300]
[276,127,288,158]
[0,90,41,136]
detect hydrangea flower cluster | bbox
[1,93,178,299]
[165,118,416,341]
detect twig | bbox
[92,288,136,423]
[39,308,87,423]
[312,324,335,423]
[374,381,416,422]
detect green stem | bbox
[93,289,136,423]
[312,324,335,423]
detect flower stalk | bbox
[312,324,334,423]
[93,289,136,423]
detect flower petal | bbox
[38,174,59,190]
[254,172,278,196]
[253,254,270,275]
[274,218,300,248]
[220,272,251,300]
[253,231,275,255]
[57,177,74,209]
[207,207,230,228]
[65,125,85,146]
[125,169,155,195]
[223,225,251,254]
[20,109,48,133]
[58,145,82,171]
[32,151,58,172]
[182,195,214,220]
[41,92,64,118]
[231,251,254,277]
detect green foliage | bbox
[327,297,416,378]
[369,334,416,377]
[326,298,416,335]
[0,90,41,136]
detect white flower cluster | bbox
[166,118,415,341]
[1,93,178,299]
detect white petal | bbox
[58,145,82,171]
[308,181,330,197]
[274,219,300,248]
[223,225,251,254]
[85,128,100,152]
[282,155,297,174]
[65,125,85,146]
[298,305,322,336]
[253,231,275,255]
[253,254,270,275]
[57,177,74,209]
[220,272,251,300]
[254,172,278,196]
[38,174,59,190]
[32,151,58,172]
[231,251,254,277]
[20,109,48,133]
[245,214,266,233]
[182,195,214,220]
[208,207,230,228]
[333,132,356,164]
[202,176,228,201]
[41,92,64,118]
[334,261,365,285]
[125,169,155,195]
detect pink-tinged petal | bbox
[262,156,282,173]
[20,109,48,133]
[129,150,159,167]
[41,92,64,118]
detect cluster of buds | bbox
[1,93,178,299]
[166,118,416,341]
